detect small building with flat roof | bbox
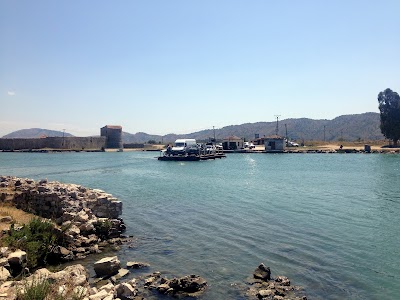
[264,135,285,151]
[222,136,244,150]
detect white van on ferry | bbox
[171,139,197,155]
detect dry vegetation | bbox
[0,206,37,231]
[300,140,393,151]
[0,188,37,231]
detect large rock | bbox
[7,250,27,266]
[32,264,88,286]
[253,263,271,281]
[0,267,11,281]
[88,289,110,300]
[94,256,121,277]
[159,274,207,296]
[257,289,274,298]
[115,282,136,299]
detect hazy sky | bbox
[1,1,399,137]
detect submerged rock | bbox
[126,261,150,269]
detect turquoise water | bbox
[1,152,399,299]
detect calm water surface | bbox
[1,152,399,299]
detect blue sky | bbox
[1,1,399,136]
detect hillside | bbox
[2,128,74,138]
[3,113,384,143]
[122,112,384,143]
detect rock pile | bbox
[0,176,122,220]
[0,176,126,262]
[89,255,207,299]
[0,253,207,300]
[0,264,89,300]
[246,263,306,300]
[156,274,207,297]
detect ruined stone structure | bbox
[100,125,123,149]
[0,125,124,151]
[0,176,122,220]
[0,136,106,151]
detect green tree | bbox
[378,88,400,147]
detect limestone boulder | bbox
[114,268,129,280]
[0,247,9,258]
[115,282,136,299]
[88,289,110,300]
[94,256,121,277]
[0,258,8,267]
[0,280,17,300]
[66,224,80,236]
[257,289,274,298]
[76,211,89,223]
[0,267,11,281]
[79,222,95,234]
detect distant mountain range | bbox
[2,112,384,143]
[123,112,384,143]
[2,128,74,139]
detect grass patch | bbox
[17,275,86,300]
[0,205,36,223]
[17,276,52,300]
[0,205,36,232]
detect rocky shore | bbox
[0,175,126,262]
[0,176,307,299]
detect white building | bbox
[264,135,285,151]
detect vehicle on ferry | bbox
[171,139,197,155]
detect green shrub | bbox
[93,220,112,240]
[5,218,59,269]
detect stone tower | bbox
[100,125,123,149]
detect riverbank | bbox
[0,176,307,299]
